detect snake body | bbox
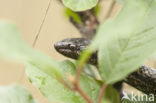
[54,38,156,95]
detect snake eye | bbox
[67,44,70,47]
[70,44,76,50]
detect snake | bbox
[54,38,156,95]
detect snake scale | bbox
[54,38,156,95]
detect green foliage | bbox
[0,20,64,80]
[26,60,85,103]
[26,61,101,103]
[78,49,93,66]
[65,8,82,24]
[0,21,32,61]
[62,0,99,11]
[0,0,156,102]
[86,0,156,84]
[102,85,120,103]
[26,60,102,103]
[64,5,100,24]
[0,84,37,103]
[0,21,103,103]
[93,4,100,16]
[117,0,125,4]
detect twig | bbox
[59,73,94,103]
[75,65,84,83]
[32,0,52,47]
[60,79,74,91]
[75,51,93,83]
[73,63,94,103]
[103,0,116,20]
[66,69,94,103]
[58,67,95,103]
[74,84,93,103]
[72,81,94,103]
[18,0,52,83]
[97,83,107,103]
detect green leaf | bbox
[0,21,33,61]
[90,0,156,84]
[93,4,100,16]
[26,61,85,103]
[62,0,99,11]
[65,8,82,24]
[0,20,64,81]
[102,85,120,103]
[117,0,125,4]
[0,84,37,103]
[0,21,102,103]
[26,60,101,103]
[78,49,93,66]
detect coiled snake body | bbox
[54,38,156,95]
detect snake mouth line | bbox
[58,49,80,55]
[54,42,81,59]
[56,48,80,59]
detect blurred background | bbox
[0,0,155,103]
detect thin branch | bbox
[60,79,74,91]
[72,81,94,103]
[66,71,94,103]
[97,83,107,103]
[75,65,84,83]
[32,0,52,47]
[18,0,52,83]
[56,67,94,103]
[75,51,93,83]
[103,0,116,20]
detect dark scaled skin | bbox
[54,38,90,59]
[54,38,156,95]
[54,38,97,65]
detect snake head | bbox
[54,38,90,60]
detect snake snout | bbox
[54,39,81,59]
[54,42,61,54]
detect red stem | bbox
[98,83,107,103]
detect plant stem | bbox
[97,83,107,103]
[75,65,83,83]
[65,71,94,103]
[73,82,94,103]
[33,0,52,47]
[60,79,74,91]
